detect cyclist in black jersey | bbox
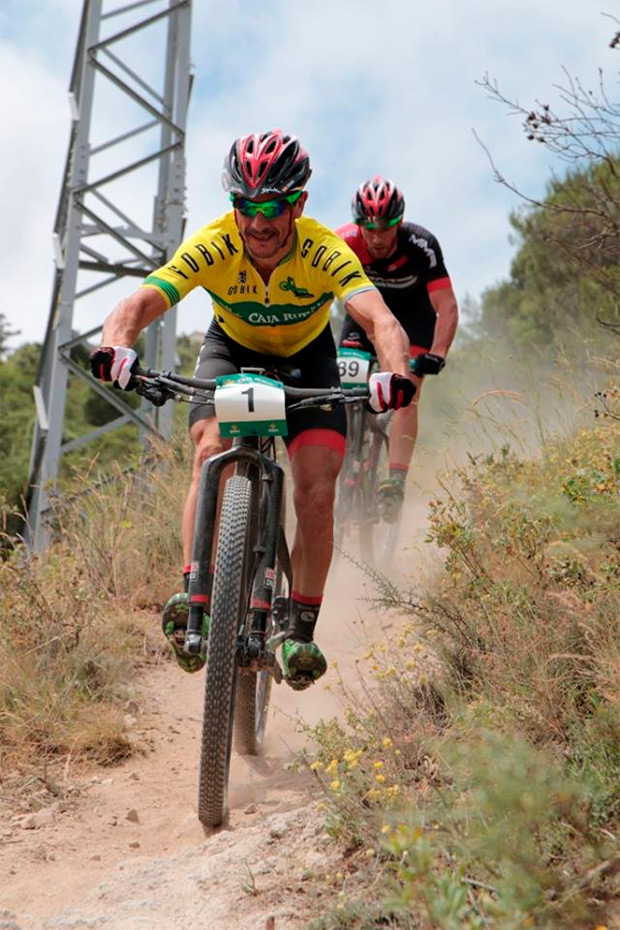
[337,175,458,517]
[89,135,415,689]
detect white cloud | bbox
[0,0,615,347]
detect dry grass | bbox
[0,434,192,784]
[307,418,620,929]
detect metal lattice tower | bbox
[26,0,192,549]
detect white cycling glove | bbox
[368,372,415,413]
[90,346,138,390]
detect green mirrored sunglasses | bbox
[358,215,402,230]
[230,189,303,218]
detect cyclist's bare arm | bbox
[428,285,458,358]
[101,287,168,347]
[344,289,409,375]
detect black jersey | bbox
[336,221,452,350]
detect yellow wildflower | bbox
[344,748,362,770]
[374,760,384,769]
[330,779,342,791]
[382,737,393,749]
[310,760,324,771]
[325,759,339,775]
[375,773,386,783]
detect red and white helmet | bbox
[352,175,405,224]
[222,130,311,197]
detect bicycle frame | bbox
[132,364,369,826]
[185,435,291,662]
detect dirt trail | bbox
[1,500,431,930]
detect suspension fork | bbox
[365,410,392,504]
[343,403,366,489]
[185,443,265,655]
[247,459,288,655]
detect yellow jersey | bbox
[141,213,374,356]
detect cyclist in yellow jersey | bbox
[90,130,414,689]
[142,213,374,357]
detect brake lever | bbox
[135,380,169,407]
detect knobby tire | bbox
[198,475,253,828]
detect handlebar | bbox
[132,366,369,410]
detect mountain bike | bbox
[335,349,419,567]
[133,365,367,829]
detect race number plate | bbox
[214,373,287,438]
[337,348,372,388]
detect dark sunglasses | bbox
[358,215,402,230]
[230,189,303,218]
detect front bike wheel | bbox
[334,404,364,560]
[198,475,253,828]
[359,414,401,567]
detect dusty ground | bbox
[0,500,433,930]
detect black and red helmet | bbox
[352,175,405,225]
[222,130,311,197]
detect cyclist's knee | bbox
[294,477,336,523]
[190,419,224,475]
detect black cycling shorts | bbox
[189,321,346,455]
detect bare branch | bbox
[475,21,620,316]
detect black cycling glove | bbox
[411,353,446,376]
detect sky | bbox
[1,0,616,351]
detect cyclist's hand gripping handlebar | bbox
[410,353,446,376]
[90,346,139,390]
[367,372,416,412]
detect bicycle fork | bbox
[245,462,290,668]
[185,446,291,669]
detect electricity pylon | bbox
[26,0,192,549]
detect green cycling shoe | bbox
[281,639,327,691]
[161,592,210,674]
